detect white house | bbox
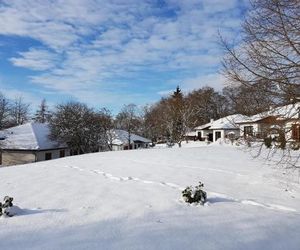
[0,122,70,166]
[193,114,248,142]
[109,129,151,151]
[236,103,300,141]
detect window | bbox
[292,124,300,141]
[45,152,52,160]
[244,126,254,136]
[70,150,78,155]
[59,150,65,158]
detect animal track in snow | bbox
[65,165,297,214]
[208,192,297,213]
[65,165,184,190]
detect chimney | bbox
[210,118,214,123]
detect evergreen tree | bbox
[34,99,51,123]
[170,86,184,146]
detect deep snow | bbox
[0,144,299,250]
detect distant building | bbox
[193,115,247,142]
[236,103,300,142]
[109,129,151,150]
[0,123,69,166]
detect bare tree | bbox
[97,108,114,151]
[187,87,230,125]
[115,104,141,149]
[145,87,196,147]
[49,101,109,154]
[221,0,300,169]
[0,92,11,129]
[222,82,276,116]
[221,0,300,104]
[34,99,51,123]
[9,96,30,126]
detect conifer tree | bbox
[34,99,51,123]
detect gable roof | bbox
[0,122,66,150]
[111,129,151,145]
[237,102,300,124]
[195,114,248,131]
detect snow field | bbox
[0,145,299,250]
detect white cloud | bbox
[0,0,246,109]
[10,48,58,71]
[182,73,227,92]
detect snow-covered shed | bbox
[109,129,151,151]
[0,122,70,166]
[194,115,247,142]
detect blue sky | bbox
[0,0,248,113]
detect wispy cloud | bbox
[10,48,58,71]
[0,0,246,109]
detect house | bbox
[109,129,151,150]
[193,115,248,142]
[0,122,70,166]
[236,103,300,142]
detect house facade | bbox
[193,115,247,142]
[0,123,70,166]
[236,103,300,142]
[109,129,151,150]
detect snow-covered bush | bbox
[290,142,300,150]
[0,196,14,217]
[182,182,207,205]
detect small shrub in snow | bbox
[182,182,207,205]
[0,196,14,217]
[290,142,300,150]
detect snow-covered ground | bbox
[0,144,299,250]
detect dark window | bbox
[292,124,300,141]
[215,131,221,140]
[59,150,65,158]
[45,152,52,160]
[70,150,78,155]
[244,126,254,136]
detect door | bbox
[208,133,213,142]
[215,131,221,141]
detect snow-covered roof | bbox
[185,130,197,137]
[210,114,247,130]
[195,114,248,131]
[111,129,151,145]
[0,123,66,150]
[194,122,212,130]
[237,102,300,124]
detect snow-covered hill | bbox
[0,145,299,250]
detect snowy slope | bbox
[0,144,299,250]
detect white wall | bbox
[36,148,70,161]
[239,124,259,137]
[112,145,123,151]
[212,129,240,142]
[213,130,224,142]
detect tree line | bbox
[0,0,299,155]
[2,78,296,151]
